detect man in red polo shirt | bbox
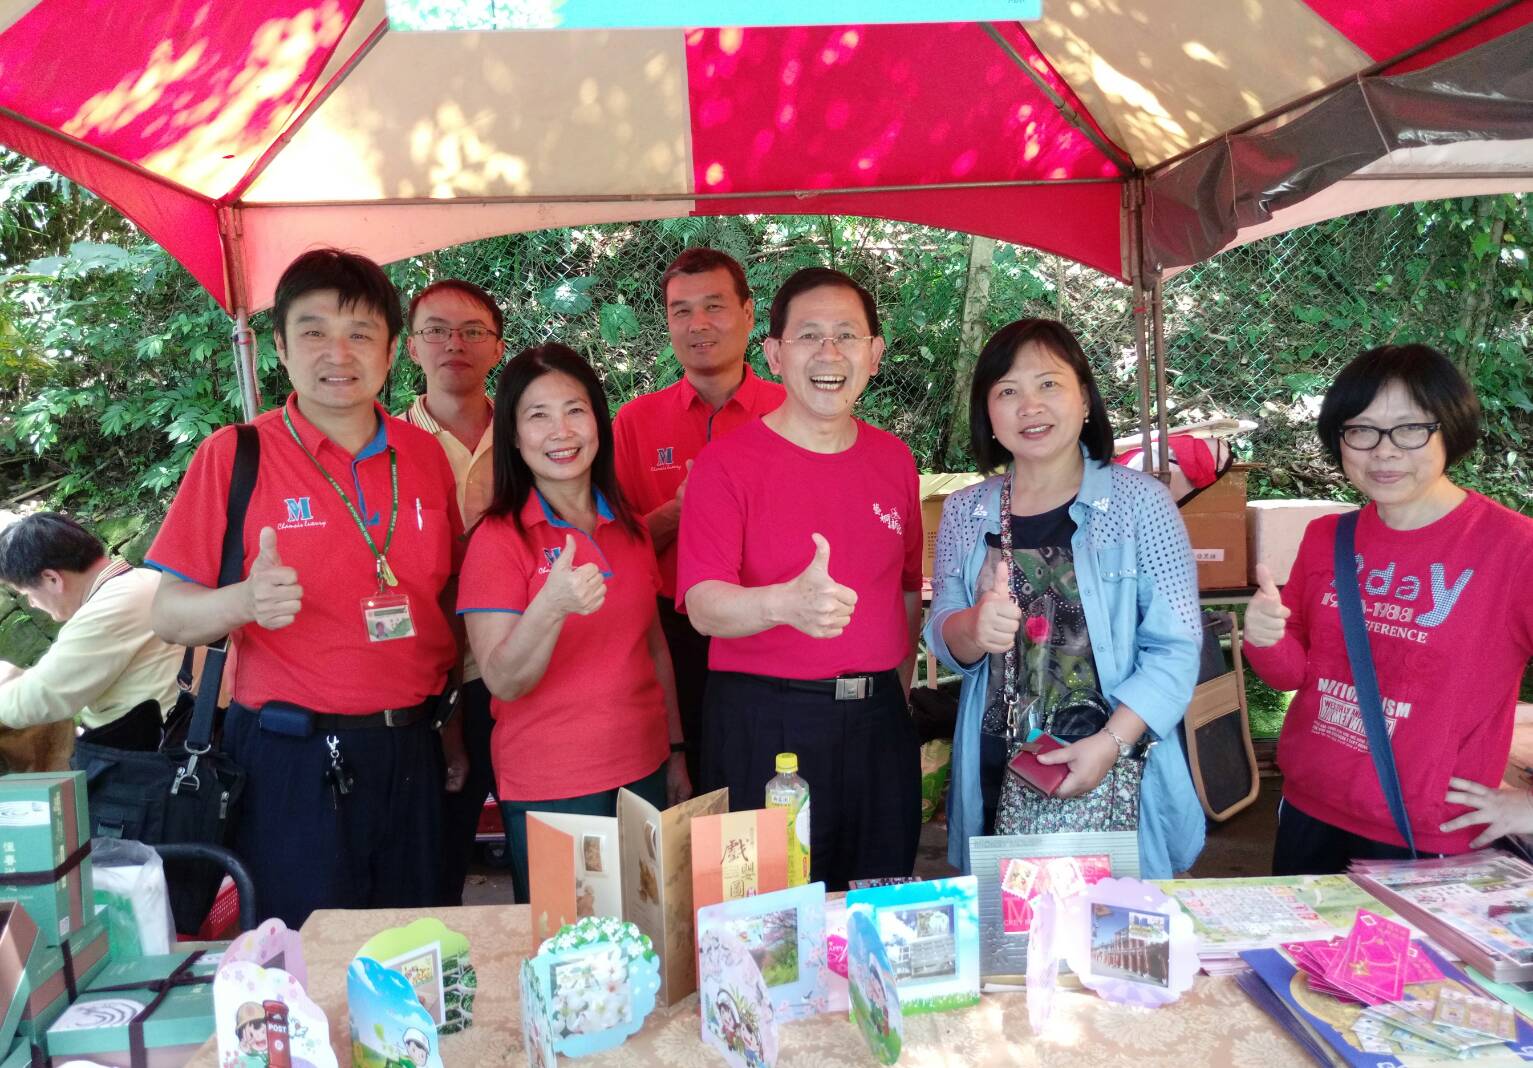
[400,278,503,907]
[678,266,923,891]
[148,249,463,928]
[613,248,784,785]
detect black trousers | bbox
[657,595,711,786]
[436,679,497,906]
[226,704,443,929]
[1272,797,1443,875]
[702,670,921,892]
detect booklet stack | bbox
[1351,851,1533,983]
[1155,875,1395,974]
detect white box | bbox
[1246,499,1358,585]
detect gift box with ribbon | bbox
[0,773,94,947]
[0,903,40,1056]
[11,915,109,1050]
[43,950,217,1068]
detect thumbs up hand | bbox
[1243,563,1291,648]
[782,533,858,639]
[246,526,303,629]
[539,534,607,618]
[971,556,1022,654]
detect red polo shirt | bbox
[612,365,785,599]
[147,395,462,715]
[457,490,669,801]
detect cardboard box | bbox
[12,916,110,1048]
[1179,466,1250,590]
[0,903,39,1055]
[0,772,93,946]
[44,950,218,1068]
[919,473,985,578]
[1246,499,1359,585]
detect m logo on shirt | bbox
[656,447,674,467]
[543,546,561,565]
[285,497,313,522]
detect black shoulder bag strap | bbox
[1333,510,1417,858]
[181,424,260,757]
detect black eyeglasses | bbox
[1339,422,1441,450]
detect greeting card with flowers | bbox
[699,929,779,1068]
[523,917,661,1058]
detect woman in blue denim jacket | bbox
[924,319,1205,877]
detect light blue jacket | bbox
[924,453,1206,877]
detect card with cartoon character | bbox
[699,928,779,1068]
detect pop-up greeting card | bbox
[523,917,661,1058]
[356,918,475,1034]
[618,787,728,1005]
[969,831,1138,978]
[348,957,443,1068]
[846,877,980,1016]
[212,961,337,1068]
[847,909,903,1064]
[520,959,557,1068]
[697,883,830,1021]
[698,929,779,1068]
[223,919,305,986]
[527,788,728,1006]
[1055,878,1198,1008]
[692,808,789,916]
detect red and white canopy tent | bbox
[2,0,1531,457]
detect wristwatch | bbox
[1101,726,1133,759]
[669,741,686,754]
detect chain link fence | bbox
[375,204,1530,504]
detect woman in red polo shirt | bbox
[459,343,691,902]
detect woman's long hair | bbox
[484,343,641,536]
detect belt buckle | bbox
[835,677,868,701]
[383,707,407,727]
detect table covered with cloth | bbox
[185,904,1315,1066]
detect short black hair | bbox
[485,343,640,538]
[660,248,751,305]
[272,248,403,346]
[1317,344,1481,466]
[767,267,881,339]
[0,513,106,587]
[968,318,1113,471]
[407,279,504,337]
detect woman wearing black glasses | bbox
[1244,344,1533,874]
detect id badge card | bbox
[362,593,415,642]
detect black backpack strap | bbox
[184,425,260,753]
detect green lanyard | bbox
[283,410,400,589]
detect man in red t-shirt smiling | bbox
[678,266,923,890]
[147,249,464,928]
[613,249,784,785]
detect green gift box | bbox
[43,950,217,1068]
[12,915,110,1047]
[0,773,94,946]
[0,902,40,1056]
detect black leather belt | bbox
[243,700,433,735]
[738,671,891,701]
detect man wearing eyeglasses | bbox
[402,279,504,905]
[612,249,784,786]
[678,266,923,891]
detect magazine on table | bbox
[1352,851,1533,983]
[1154,875,1397,964]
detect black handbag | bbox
[71,424,258,933]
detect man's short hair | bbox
[0,513,106,588]
[1316,343,1482,467]
[660,248,751,305]
[767,267,881,339]
[407,279,505,338]
[272,248,403,346]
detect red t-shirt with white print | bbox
[676,418,922,680]
[1243,493,1533,853]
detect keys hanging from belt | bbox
[324,733,354,810]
